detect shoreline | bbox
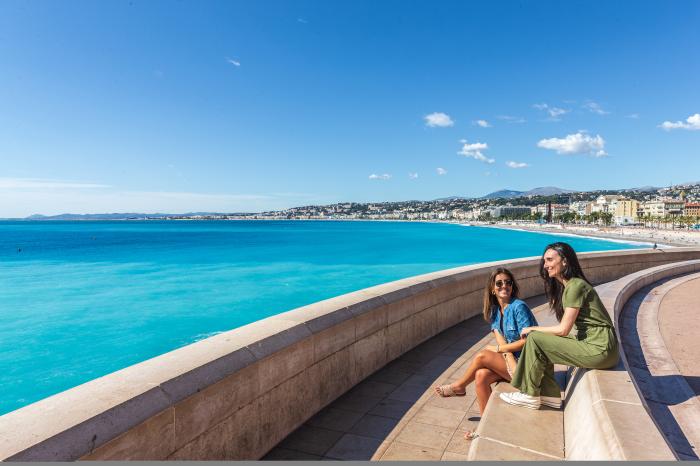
[473,222,700,248]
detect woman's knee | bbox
[474,350,488,364]
[475,368,492,386]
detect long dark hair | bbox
[482,267,520,323]
[540,242,590,321]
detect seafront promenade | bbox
[263,294,559,460]
[2,248,700,461]
[266,270,700,460]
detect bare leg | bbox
[435,349,511,396]
[475,368,503,415]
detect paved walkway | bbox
[263,295,555,461]
[620,273,700,461]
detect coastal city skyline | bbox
[1,1,699,217]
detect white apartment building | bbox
[641,199,685,218]
[569,201,589,216]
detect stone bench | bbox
[468,259,700,461]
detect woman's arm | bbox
[520,307,579,338]
[487,330,527,353]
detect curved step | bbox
[620,272,700,460]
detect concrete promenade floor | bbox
[620,274,700,461]
[263,295,554,461]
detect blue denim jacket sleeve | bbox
[514,301,537,335]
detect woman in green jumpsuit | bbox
[500,242,619,409]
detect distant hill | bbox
[480,189,524,199]
[621,185,660,192]
[433,196,471,201]
[480,186,575,199]
[23,212,227,220]
[523,186,576,196]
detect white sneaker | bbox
[541,396,562,409]
[499,391,541,409]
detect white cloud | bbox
[506,161,529,168]
[369,173,392,180]
[424,112,454,127]
[496,115,526,124]
[533,103,569,120]
[583,101,610,115]
[626,113,640,119]
[458,140,494,164]
[537,132,607,157]
[226,57,241,67]
[474,119,491,128]
[408,172,419,179]
[297,18,308,24]
[436,168,447,175]
[0,178,110,189]
[659,113,700,131]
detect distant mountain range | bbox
[23,212,225,221]
[480,186,576,199]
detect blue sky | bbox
[1,0,699,216]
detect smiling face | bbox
[542,248,566,279]
[493,273,514,301]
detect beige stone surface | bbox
[412,405,466,430]
[352,329,388,382]
[171,362,259,447]
[467,437,560,461]
[311,316,356,362]
[470,382,564,460]
[82,408,174,460]
[379,441,444,460]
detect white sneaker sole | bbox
[541,398,562,409]
[499,393,541,409]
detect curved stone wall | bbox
[2,247,700,461]
[563,259,700,460]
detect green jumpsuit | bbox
[510,277,620,398]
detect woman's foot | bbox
[464,430,479,440]
[434,384,466,397]
[499,391,541,409]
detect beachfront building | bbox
[488,205,532,218]
[591,195,622,214]
[569,201,589,216]
[641,199,685,218]
[532,203,568,218]
[685,202,700,218]
[614,198,640,225]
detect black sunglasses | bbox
[495,279,513,288]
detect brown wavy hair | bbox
[539,242,591,321]
[482,267,520,323]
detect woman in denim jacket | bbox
[434,267,537,440]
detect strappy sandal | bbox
[434,384,466,397]
[464,430,479,440]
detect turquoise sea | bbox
[0,220,647,415]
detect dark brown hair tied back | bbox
[482,267,520,323]
[539,242,590,321]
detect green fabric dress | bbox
[510,277,620,398]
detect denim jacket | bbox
[490,298,537,358]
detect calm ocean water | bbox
[0,220,646,415]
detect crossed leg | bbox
[434,349,511,399]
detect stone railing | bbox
[2,247,700,461]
